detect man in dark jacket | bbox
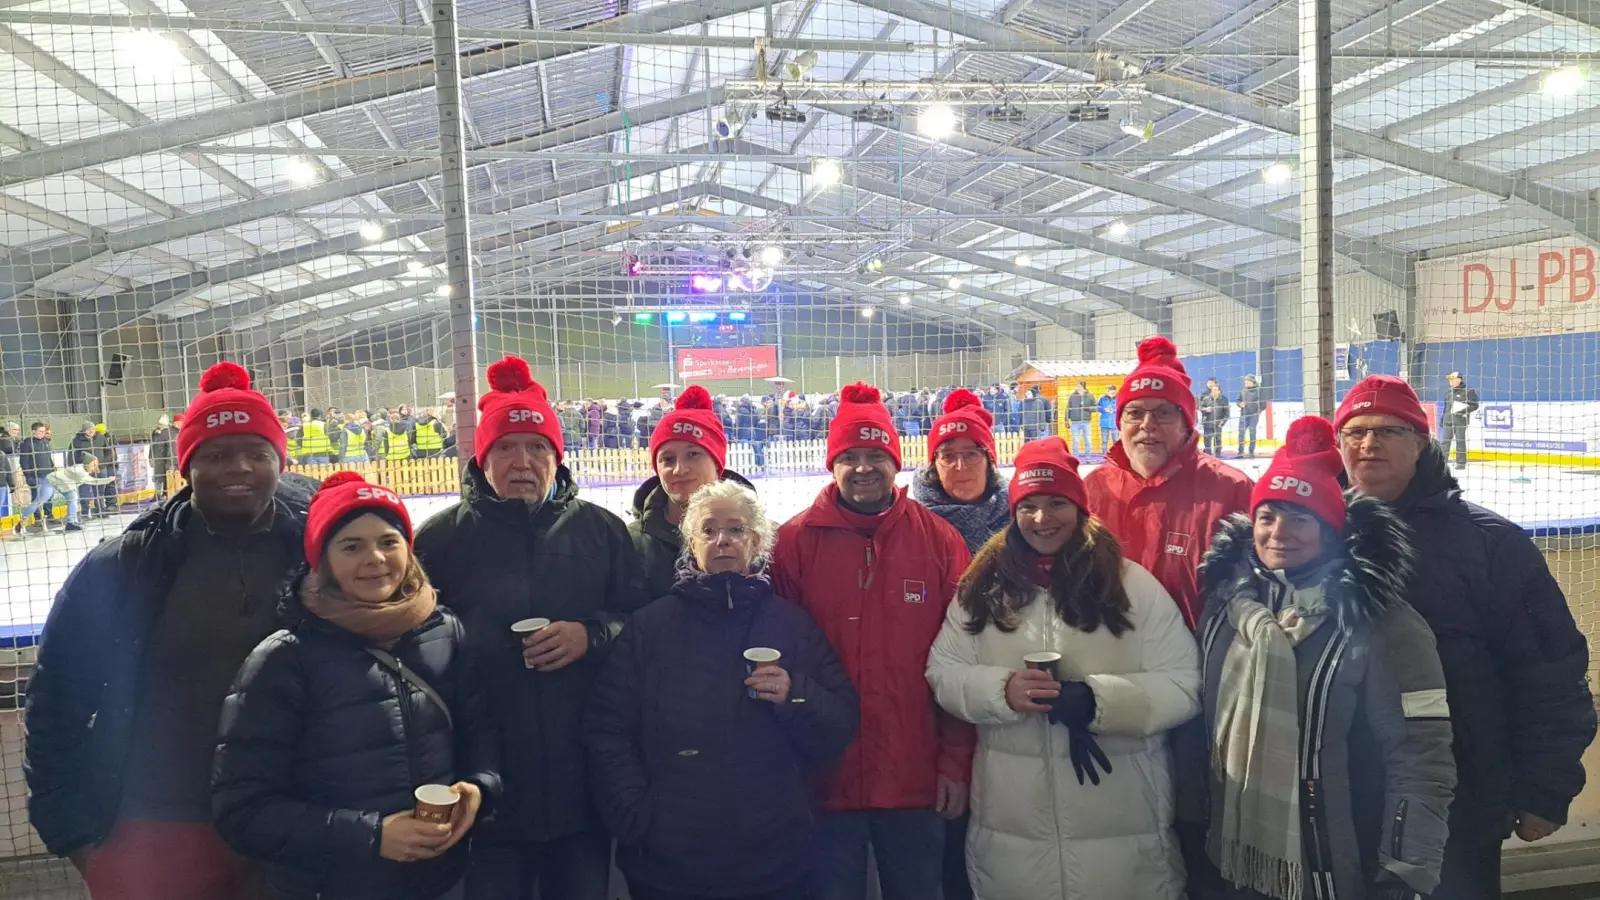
[1197,378,1229,457]
[14,421,57,534]
[413,357,647,900]
[1019,386,1051,439]
[150,414,177,499]
[1334,375,1595,900]
[24,362,308,900]
[1236,374,1263,458]
[70,422,103,517]
[1065,381,1094,456]
[1443,371,1480,469]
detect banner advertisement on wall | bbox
[1470,402,1599,454]
[115,443,153,495]
[676,345,779,380]
[1417,237,1599,341]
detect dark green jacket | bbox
[413,462,647,842]
[626,469,755,600]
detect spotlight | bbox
[407,259,429,275]
[690,274,724,293]
[623,253,644,277]
[898,294,911,306]
[785,50,818,80]
[1065,105,1111,123]
[1543,66,1586,97]
[867,257,885,273]
[765,100,806,123]
[358,220,384,242]
[984,103,1025,125]
[811,158,842,188]
[947,275,963,290]
[715,109,746,139]
[1262,162,1294,184]
[849,104,893,124]
[1014,253,1033,267]
[861,307,876,319]
[917,102,958,140]
[287,156,319,185]
[758,245,785,267]
[1107,221,1130,239]
[435,284,453,298]
[1119,119,1154,142]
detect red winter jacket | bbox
[771,485,976,813]
[1084,436,1253,629]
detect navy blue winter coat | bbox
[586,571,859,898]
[212,593,501,900]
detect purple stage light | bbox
[690,274,724,292]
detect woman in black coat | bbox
[213,472,500,900]
[586,480,859,900]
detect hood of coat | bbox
[670,569,773,619]
[1198,491,1416,634]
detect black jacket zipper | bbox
[391,657,418,791]
[1391,797,1409,860]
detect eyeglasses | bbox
[1120,406,1183,426]
[697,525,750,542]
[1337,426,1416,444]
[935,450,986,468]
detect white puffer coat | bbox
[927,559,1201,900]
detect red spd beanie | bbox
[304,471,413,569]
[826,383,902,469]
[1010,436,1088,514]
[177,362,287,475]
[1116,336,1196,429]
[1333,374,1429,436]
[928,388,996,465]
[651,385,727,473]
[476,356,563,468]
[1251,416,1347,531]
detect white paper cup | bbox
[512,618,551,669]
[413,784,459,823]
[744,647,781,698]
[1023,651,1062,680]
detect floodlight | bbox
[358,220,384,242]
[785,50,818,80]
[918,102,959,140]
[1543,66,1586,97]
[287,157,319,185]
[1262,163,1294,184]
[758,245,785,267]
[1014,253,1033,267]
[1107,221,1130,239]
[899,294,911,306]
[861,307,876,319]
[811,158,842,187]
[947,276,963,290]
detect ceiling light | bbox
[984,103,1025,125]
[758,245,785,267]
[1107,221,1130,238]
[849,104,893,124]
[866,257,886,273]
[358,220,384,242]
[861,307,876,319]
[765,100,806,123]
[1543,66,1586,97]
[917,102,959,140]
[407,259,429,275]
[1014,253,1033,267]
[1065,105,1111,123]
[898,294,911,306]
[119,31,184,80]
[287,157,319,185]
[435,284,452,298]
[715,108,747,140]
[947,275,963,290]
[1262,162,1294,184]
[785,50,818,80]
[1119,119,1154,142]
[811,158,842,188]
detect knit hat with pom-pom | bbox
[1115,336,1196,430]
[1251,416,1347,531]
[651,385,727,474]
[928,388,996,465]
[476,355,562,467]
[304,471,413,569]
[177,361,287,475]
[826,382,901,470]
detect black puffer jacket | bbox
[1384,442,1595,841]
[413,462,647,842]
[627,469,756,600]
[212,593,501,900]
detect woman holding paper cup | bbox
[214,472,500,900]
[586,480,859,900]
[926,437,1200,900]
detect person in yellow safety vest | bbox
[382,425,413,461]
[298,409,335,464]
[410,411,446,458]
[283,414,303,462]
[335,415,368,463]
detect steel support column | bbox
[1301,0,1335,417]
[433,0,478,465]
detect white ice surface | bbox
[4,459,1598,634]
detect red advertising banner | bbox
[676,345,779,380]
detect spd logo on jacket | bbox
[1163,531,1192,556]
[902,580,926,603]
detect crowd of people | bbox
[17,339,1585,900]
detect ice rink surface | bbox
[4,457,1597,637]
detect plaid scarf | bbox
[1210,574,1329,900]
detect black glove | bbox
[1046,681,1096,729]
[1370,874,1422,900]
[1065,724,1112,786]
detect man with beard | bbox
[771,383,974,900]
[1335,375,1594,899]
[26,362,311,900]
[414,356,646,900]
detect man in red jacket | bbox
[771,382,975,900]
[1084,336,1253,630]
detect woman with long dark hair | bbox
[927,437,1199,900]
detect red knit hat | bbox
[1009,436,1088,514]
[651,385,727,473]
[476,356,562,468]
[177,362,287,475]
[826,382,901,469]
[928,388,996,465]
[303,471,413,569]
[1251,417,1347,530]
[1333,374,1429,436]
[1115,337,1195,429]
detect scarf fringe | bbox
[1219,838,1305,900]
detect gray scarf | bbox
[909,474,1010,553]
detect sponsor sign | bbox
[676,345,779,380]
[1471,402,1597,454]
[1418,237,1599,340]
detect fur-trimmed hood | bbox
[1198,491,1416,633]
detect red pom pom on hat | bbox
[317,470,368,492]
[943,388,982,415]
[840,382,881,404]
[930,388,996,463]
[676,385,713,410]
[1115,336,1195,429]
[475,355,563,468]
[1284,415,1338,456]
[177,361,286,476]
[487,355,535,393]
[199,360,251,392]
[650,384,726,474]
[1136,336,1179,366]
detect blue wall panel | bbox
[1415,332,1600,402]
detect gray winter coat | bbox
[1191,495,1456,898]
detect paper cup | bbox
[511,618,551,669]
[1023,651,1062,680]
[413,784,459,824]
[744,647,782,698]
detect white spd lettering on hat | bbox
[205,410,251,429]
[354,486,401,505]
[1351,400,1373,410]
[1268,475,1315,497]
[1129,377,1166,392]
[937,421,968,436]
[507,408,545,424]
[858,426,892,445]
[672,421,706,439]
